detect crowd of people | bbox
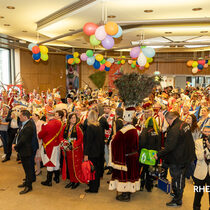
[0,84,209,209]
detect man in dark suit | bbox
[12,110,34,194]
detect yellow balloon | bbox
[73,52,79,58]
[132,60,136,65]
[121,56,126,59]
[95,54,104,62]
[121,60,125,64]
[39,45,48,54]
[145,62,150,68]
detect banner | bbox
[66,62,79,93]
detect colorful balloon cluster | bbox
[80,49,114,71]
[83,22,122,49]
[130,46,155,69]
[187,59,210,74]
[117,56,126,65]
[28,43,49,62]
[128,57,153,70]
[66,52,81,65]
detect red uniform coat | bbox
[38,119,63,167]
[61,125,85,183]
[109,124,140,193]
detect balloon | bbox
[105,61,112,68]
[40,53,48,61]
[39,45,48,54]
[95,54,103,62]
[112,25,122,38]
[32,52,41,60]
[95,25,107,41]
[74,57,81,64]
[83,22,98,36]
[86,50,94,57]
[90,35,101,46]
[107,58,114,63]
[204,63,208,68]
[80,53,88,61]
[131,63,136,68]
[142,47,155,58]
[197,64,203,70]
[187,60,194,67]
[105,22,118,36]
[130,47,140,58]
[68,58,74,64]
[139,66,145,70]
[208,60,210,65]
[117,60,121,65]
[147,57,153,63]
[32,46,40,54]
[66,55,73,60]
[101,59,106,64]
[73,52,79,58]
[105,66,110,71]
[192,67,198,74]
[28,43,37,51]
[93,60,100,69]
[99,64,105,71]
[137,52,147,66]
[35,59,40,62]
[102,35,114,49]
[128,60,133,64]
[121,60,125,65]
[198,60,205,65]
[132,61,136,65]
[145,63,150,68]
[87,56,95,65]
[192,61,198,68]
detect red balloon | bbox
[83,22,98,36]
[32,46,40,54]
[198,59,205,65]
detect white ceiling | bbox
[0,0,210,51]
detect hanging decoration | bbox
[28,43,49,62]
[116,56,126,65]
[186,58,209,74]
[83,22,123,49]
[130,46,155,69]
[66,52,81,65]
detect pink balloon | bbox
[198,59,205,65]
[99,64,105,71]
[130,47,141,58]
[95,25,107,41]
[80,53,88,61]
[139,66,145,70]
[102,35,114,49]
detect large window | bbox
[0,48,10,85]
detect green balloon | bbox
[90,35,101,46]
[101,59,106,64]
[208,60,210,65]
[41,53,48,61]
[131,63,136,68]
[117,60,121,65]
[86,50,94,57]
[141,46,146,49]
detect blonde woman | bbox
[83,110,104,193]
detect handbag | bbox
[139,148,157,166]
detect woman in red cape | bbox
[60,113,85,189]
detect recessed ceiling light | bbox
[192,8,202,11]
[200,31,208,33]
[107,15,116,18]
[136,34,141,37]
[165,32,172,34]
[4,24,10,26]
[6,6,15,9]
[69,29,75,31]
[22,30,27,33]
[144,10,153,13]
[0,16,4,19]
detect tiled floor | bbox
[0,148,208,210]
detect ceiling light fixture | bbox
[200,31,208,33]
[144,10,153,13]
[6,6,15,9]
[69,29,75,31]
[4,24,10,26]
[192,8,202,11]
[165,32,172,34]
[22,30,27,33]
[0,16,4,19]
[107,15,116,18]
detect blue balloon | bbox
[28,43,37,51]
[142,47,155,58]
[32,52,41,60]
[112,25,122,38]
[87,56,95,65]
[66,54,73,60]
[205,60,208,64]
[93,60,100,69]
[105,66,110,71]
[197,64,203,70]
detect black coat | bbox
[157,118,195,165]
[14,120,34,158]
[83,124,104,158]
